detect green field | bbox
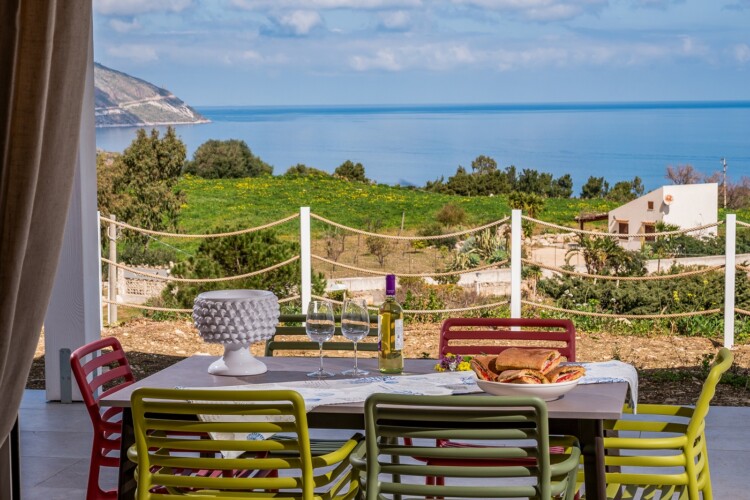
[176,175,621,236]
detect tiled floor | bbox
[18,389,750,499]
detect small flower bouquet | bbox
[434,353,472,372]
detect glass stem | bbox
[353,342,359,371]
[318,342,324,372]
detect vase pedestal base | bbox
[208,344,267,376]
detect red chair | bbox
[439,317,576,361]
[71,337,135,500]
[428,317,577,489]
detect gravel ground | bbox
[27,318,750,406]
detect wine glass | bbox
[340,299,371,376]
[306,300,335,378]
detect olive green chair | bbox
[586,347,733,499]
[351,393,581,499]
[128,388,362,499]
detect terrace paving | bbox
[18,389,750,498]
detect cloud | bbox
[632,0,684,9]
[733,43,750,64]
[449,0,607,21]
[271,10,324,35]
[350,43,476,71]
[378,10,412,30]
[105,44,159,63]
[109,18,142,33]
[230,0,421,9]
[94,0,192,16]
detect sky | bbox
[92,0,750,107]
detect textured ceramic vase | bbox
[192,289,280,376]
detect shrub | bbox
[183,139,272,178]
[435,203,467,228]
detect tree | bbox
[508,191,545,218]
[580,176,609,199]
[366,237,391,268]
[334,160,369,183]
[471,155,497,175]
[435,203,467,228]
[97,127,186,253]
[162,229,324,308]
[550,174,573,198]
[283,164,331,177]
[183,139,272,178]
[666,164,702,184]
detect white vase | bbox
[192,290,280,376]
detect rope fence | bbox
[312,254,508,277]
[310,213,510,240]
[522,300,723,319]
[102,256,299,283]
[100,210,750,347]
[522,258,725,281]
[523,215,723,238]
[100,213,299,239]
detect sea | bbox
[95,101,750,192]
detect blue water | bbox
[95,101,750,192]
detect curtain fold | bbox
[0,0,92,461]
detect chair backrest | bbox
[439,317,576,361]
[129,388,334,499]
[362,393,559,499]
[265,313,378,356]
[687,347,733,439]
[70,337,135,423]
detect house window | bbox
[618,221,629,241]
[647,201,654,210]
[644,223,655,242]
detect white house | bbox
[608,183,718,250]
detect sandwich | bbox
[469,355,500,381]
[493,348,564,375]
[495,369,549,385]
[546,364,586,383]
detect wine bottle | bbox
[378,274,404,373]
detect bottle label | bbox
[395,319,404,350]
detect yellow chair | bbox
[583,347,733,499]
[128,388,362,499]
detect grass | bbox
[176,175,620,236]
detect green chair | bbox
[265,314,378,357]
[128,388,362,499]
[351,393,581,499]
[589,347,733,500]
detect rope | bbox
[311,254,509,277]
[521,300,722,319]
[737,220,750,228]
[522,258,725,281]
[522,215,722,238]
[100,213,299,239]
[311,294,510,314]
[736,307,750,316]
[310,213,510,241]
[103,299,192,313]
[737,264,750,272]
[101,256,299,283]
[104,295,301,312]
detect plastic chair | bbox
[439,317,576,361]
[592,347,734,500]
[128,388,362,499]
[351,393,580,499]
[265,314,378,356]
[70,337,135,500]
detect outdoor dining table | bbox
[100,355,629,500]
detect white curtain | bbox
[0,0,92,494]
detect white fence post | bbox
[97,211,103,331]
[300,207,312,313]
[108,214,117,324]
[724,213,736,348]
[510,209,522,319]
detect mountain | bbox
[94,63,209,128]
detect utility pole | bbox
[721,158,727,209]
